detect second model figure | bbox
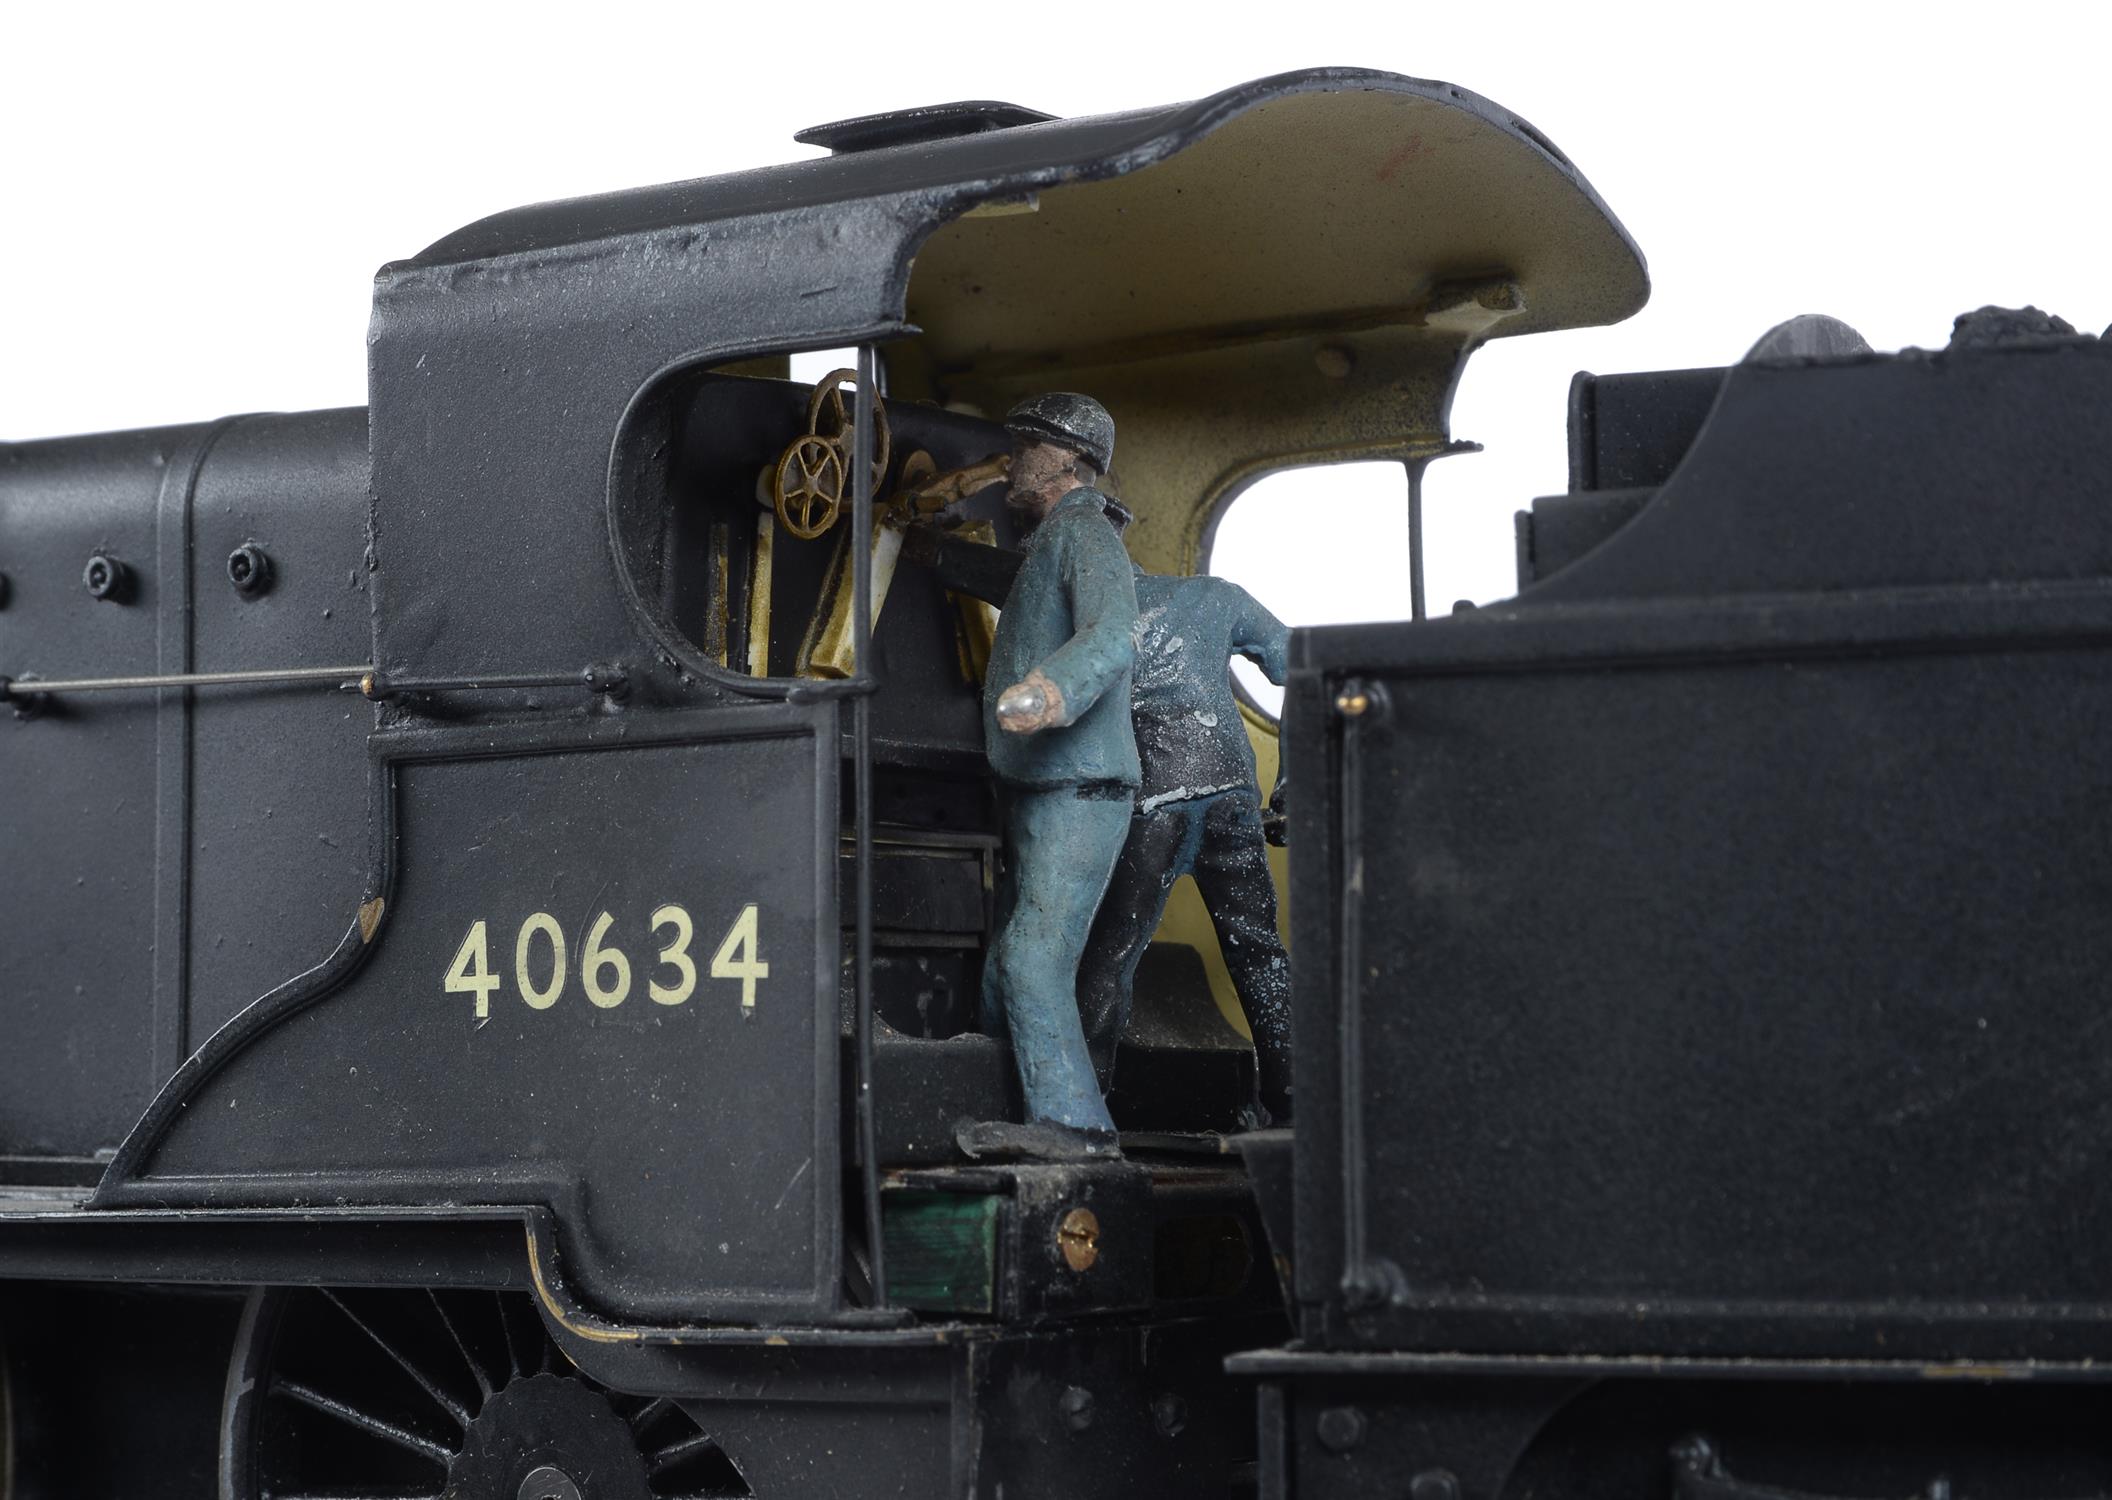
[1080,534,1295,1123]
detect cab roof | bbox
[396,67,1646,358]
[366,69,1648,688]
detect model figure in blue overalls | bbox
[964,393,1138,1162]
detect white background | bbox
[5,1,2105,711]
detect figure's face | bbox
[1008,439,1088,521]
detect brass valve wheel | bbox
[806,367,892,487]
[773,433,848,540]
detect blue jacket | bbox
[982,487,1140,789]
[1130,570,1289,810]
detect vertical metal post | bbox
[1332,680,1399,1308]
[1334,687,1371,1300]
[851,345,887,1307]
[1406,459,1427,622]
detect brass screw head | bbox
[1057,1207,1100,1272]
[1335,688,1370,717]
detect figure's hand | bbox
[1264,779,1288,847]
[996,670,1066,734]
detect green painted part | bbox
[883,1190,1001,1314]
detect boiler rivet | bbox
[83,553,133,603]
[1317,1404,1368,1453]
[227,543,273,598]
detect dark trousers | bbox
[982,785,1131,1132]
[1077,788,1292,1106]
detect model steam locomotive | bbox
[6,65,2110,1500]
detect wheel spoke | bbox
[494,1288,526,1379]
[426,1288,494,1401]
[240,1289,729,1500]
[320,1289,473,1429]
[648,1428,727,1478]
[272,1378,453,1466]
[626,1395,673,1436]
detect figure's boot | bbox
[957,1118,1122,1163]
[1256,1045,1294,1127]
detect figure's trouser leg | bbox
[982,787,1130,1132]
[1078,802,1205,1086]
[980,798,1021,1040]
[1191,790,1294,1109]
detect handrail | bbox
[3,666,369,696]
[849,345,887,1308]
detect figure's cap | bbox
[1004,392,1114,473]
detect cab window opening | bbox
[613,346,1013,701]
[1203,461,1419,719]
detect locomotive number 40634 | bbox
[442,903,768,1019]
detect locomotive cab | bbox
[587,81,1648,1154]
[0,69,1648,1317]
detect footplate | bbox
[882,1160,1153,1321]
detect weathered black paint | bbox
[1284,325,2112,1360]
[30,64,2069,1500]
[99,703,843,1326]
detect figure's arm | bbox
[1228,583,1293,841]
[1231,585,1292,687]
[1018,517,1137,728]
[900,524,1022,606]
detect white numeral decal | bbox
[710,903,769,1012]
[648,903,698,1006]
[443,920,499,1018]
[582,911,632,1008]
[443,902,759,1016]
[515,912,567,1010]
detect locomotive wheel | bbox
[220,1287,749,1500]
